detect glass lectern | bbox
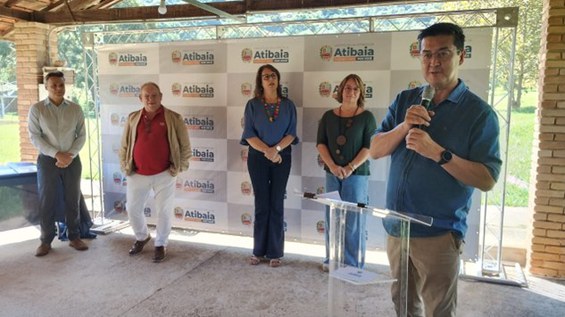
[303,192,433,317]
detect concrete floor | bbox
[1,225,564,317]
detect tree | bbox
[443,0,542,108]
[0,41,16,83]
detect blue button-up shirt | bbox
[377,80,502,238]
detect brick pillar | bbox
[529,0,565,277]
[13,22,58,162]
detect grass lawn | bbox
[0,113,98,180]
[0,114,20,164]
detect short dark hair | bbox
[45,71,65,83]
[254,64,282,99]
[418,22,465,52]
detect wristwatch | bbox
[438,149,453,165]
[276,145,282,152]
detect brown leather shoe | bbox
[69,238,89,251]
[35,243,51,257]
[129,235,151,255]
[153,246,166,263]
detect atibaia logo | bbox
[110,52,148,66]
[110,83,140,97]
[191,147,215,162]
[251,48,290,64]
[173,49,215,65]
[319,44,377,62]
[333,45,374,62]
[184,116,214,131]
[319,82,332,97]
[184,208,216,224]
[172,83,215,98]
[182,179,215,194]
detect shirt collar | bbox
[141,105,164,117]
[43,98,69,108]
[444,79,468,104]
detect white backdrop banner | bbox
[98,29,492,256]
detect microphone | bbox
[418,85,435,130]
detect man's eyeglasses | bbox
[420,49,459,63]
[262,73,277,81]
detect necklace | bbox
[262,97,281,123]
[335,105,359,157]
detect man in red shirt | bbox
[119,82,191,262]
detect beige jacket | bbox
[119,106,191,176]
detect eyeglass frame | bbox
[261,73,278,81]
[343,85,360,93]
[419,48,461,63]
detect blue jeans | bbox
[247,147,292,259]
[324,173,369,268]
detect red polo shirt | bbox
[133,107,171,175]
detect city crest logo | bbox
[241,48,253,63]
[320,45,332,61]
[241,181,252,196]
[409,41,420,58]
[319,82,332,97]
[241,82,253,96]
[241,212,252,226]
[240,148,248,162]
[174,207,184,219]
[316,220,325,234]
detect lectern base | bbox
[90,217,129,234]
[460,260,528,288]
[330,266,395,285]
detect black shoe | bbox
[129,235,151,255]
[153,246,166,263]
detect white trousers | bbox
[126,170,176,247]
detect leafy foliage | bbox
[0,41,16,83]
